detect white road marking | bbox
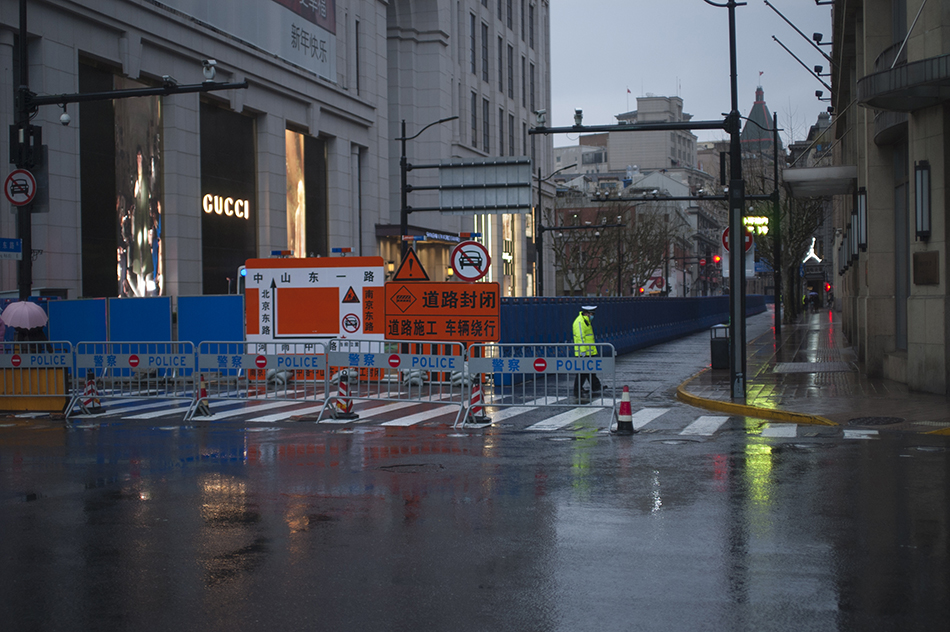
[761,423,798,438]
[319,401,418,424]
[680,415,730,436]
[380,405,460,427]
[843,429,878,440]
[526,407,600,431]
[631,407,671,431]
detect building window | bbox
[497,0,502,20]
[523,121,527,155]
[498,37,504,92]
[508,113,515,156]
[530,62,536,112]
[521,0,526,41]
[355,20,361,95]
[521,56,526,107]
[481,23,489,82]
[471,92,478,148]
[529,4,535,49]
[499,108,505,156]
[483,99,491,152]
[507,44,514,98]
[507,0,513,29]
[470,14,476,75]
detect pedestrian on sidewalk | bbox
[572,305,602,397]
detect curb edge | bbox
[676,368,838,427]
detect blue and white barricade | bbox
[68,341,195,418]
[194,341,328,420]
[465,342,617,427]
[318,338,467,425]
[0,341,73,408]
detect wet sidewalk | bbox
[678,306,950,434]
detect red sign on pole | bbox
[722,227,753,252]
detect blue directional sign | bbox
[0,238,22,260]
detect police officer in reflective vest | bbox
[572,305,602,397]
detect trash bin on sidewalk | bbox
[710,324,729,369]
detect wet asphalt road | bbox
[2,319,948,631]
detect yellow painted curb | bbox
[926,427,950,436]
[676,369,838,427]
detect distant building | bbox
[740,86,783,158]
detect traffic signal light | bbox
[638,287,645,295]
[712,255,722,265]
[825,282,832,293]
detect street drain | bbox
[847,416,904,426]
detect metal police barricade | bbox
[465,342,617,429]
[317,338,467,425]
[68,341,195,418]
[194,341,328,420]
[0,341,73,411]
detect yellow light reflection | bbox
[744,442,775,535]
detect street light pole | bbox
[534,163,576,296]
[397,116,458,257]
[16,0,32,301]
[718,0,748,400]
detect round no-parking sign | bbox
[4,169,36,206]
[451,241,491,282]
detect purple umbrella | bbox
[1,301,48,329]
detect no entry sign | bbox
[722,227,753,252]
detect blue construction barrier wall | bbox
[42,294,766,356]
[500,295,767,356]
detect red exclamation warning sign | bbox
[392,249,429,281]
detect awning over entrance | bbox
[783,165,857,198]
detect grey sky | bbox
[550,0,834,146]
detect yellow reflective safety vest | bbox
[572,312,598,357]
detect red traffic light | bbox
[712,255,722,264]
[825,282,832,292]
[638,287,645,294]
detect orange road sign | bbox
[244,256,385,342]
[392,249,429,281]
[384,282,500,342]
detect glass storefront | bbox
[200,102,258,294]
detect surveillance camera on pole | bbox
[202,59,217,81]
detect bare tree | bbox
[548,196,685,296]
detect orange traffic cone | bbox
[333,370,359,420]
[615,385,634,435]
[195,374,213,417]
[466,377,491,425]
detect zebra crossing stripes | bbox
[631,407,670,431]
[680,415,731,436]
[526,407,600,431]
[248,402,327,422]
[380,405,461,427]
[761,423,798,438]
[319,401,417,423]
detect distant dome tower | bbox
[740,85,783,157]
